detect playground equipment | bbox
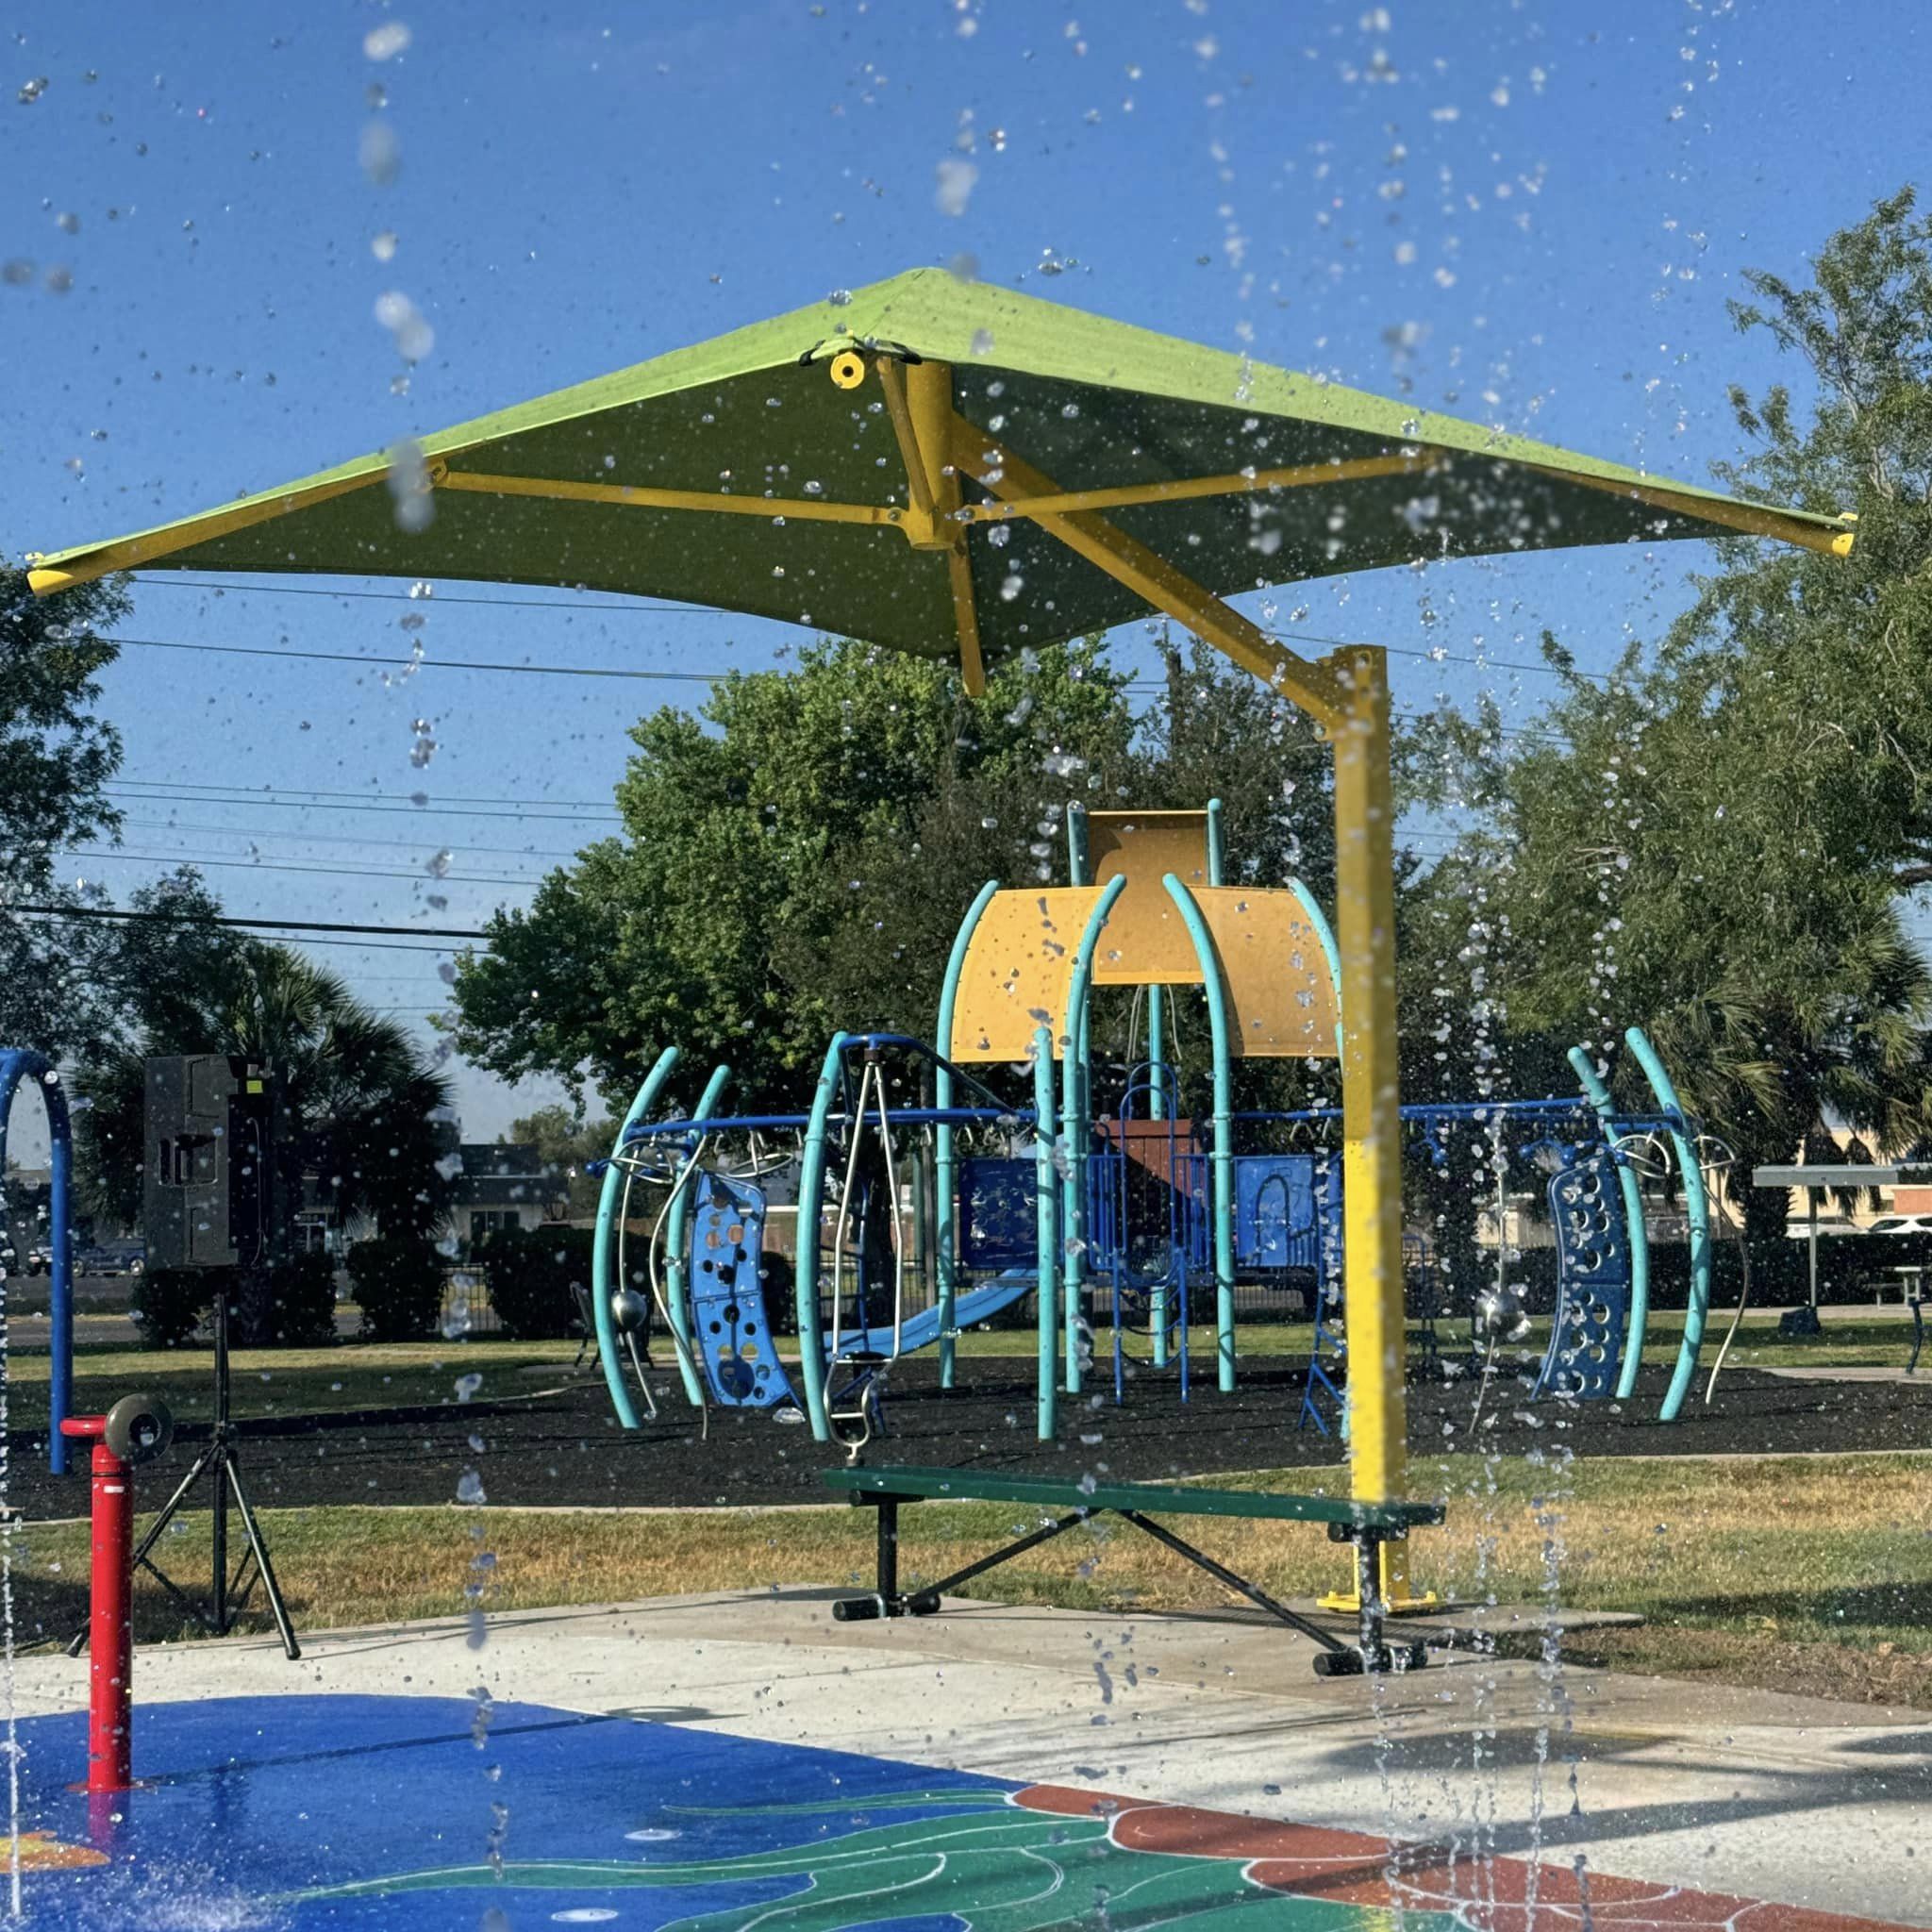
[0,1047,77,1472]
[586,808,1719,1459]
[591,1030,1059,1448]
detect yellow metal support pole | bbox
[1318,646,1430,1611]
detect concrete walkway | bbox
[13,1588,1928,1927]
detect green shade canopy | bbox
[29,265,1851,684]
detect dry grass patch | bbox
[8,1453,1926,1708]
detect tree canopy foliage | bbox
[1403,188,1932,1224]
[0,558,129,1058]
[447,634,1335,1110]
[80,915,458,1269]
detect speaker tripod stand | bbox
[69,1282,300,1661]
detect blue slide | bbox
[833,1268,1037,1359]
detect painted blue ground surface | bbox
[10,1695,1020,1928]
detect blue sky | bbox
[5,0,1926,1138]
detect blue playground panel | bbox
[957,1156,1036,1271]
[1535,1147,1633,1400]
[1232,1154,1333,1276]
[688,1170,790,1408]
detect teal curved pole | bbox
[1032,1024,1058,1441]
[660,1062,731,1408]
[1287,877,1346,1058]
[1061,874,1128,1393]
[591,1045,681,1430]
[1162,874,1237,1391]
[1568,1044,1650,1401]
[794,1031,851,1443]
[1624,1026,1708,1422]
[935,880,999,1391]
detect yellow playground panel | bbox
[946,818,1340,1064]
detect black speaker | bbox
[142,1055,277,1271]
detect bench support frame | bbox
[831,1491,1428,1676]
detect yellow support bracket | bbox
[874,356,987,695]
[946,423,1347,729]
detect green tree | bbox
[447,633,1346,1118]
[507,1105,613,1217]
[1400,192,1932,1233]
[0,558,130,1057]
[79,935,457,1341]
[447,637,1144,1108]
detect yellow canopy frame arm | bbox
[875,356,987,696]
[945,418,1348,728]
[25,469,388,595]
[1521,461,1857,557]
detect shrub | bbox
[130,1266,215,1349]
[267,1249,341,1347]
[347,1238,447,1342]
[482,1224,595,1341]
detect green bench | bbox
[821,1464,1443,1676]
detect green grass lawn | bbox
[7,1451,1925,1709]
[1,1339,579,1433]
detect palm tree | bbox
[78,942,455,1341]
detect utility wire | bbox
[129,574,1605,685]
[71,847,543,889]
[113,817,588,860]
[10,903,489,941]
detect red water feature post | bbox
[58,1394,173,1796]
[59,1417,134,1792]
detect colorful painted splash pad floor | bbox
[7,1591,1929,1929]
[8,1692,1927,1932]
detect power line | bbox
[131,574,1601,685]
[106,788,621,825]
[11,904,489,941]
[110,634,721,684]
[108,779,622,812]
[114,817,588,860]
[71,847,544,889]
[135,575,734,618]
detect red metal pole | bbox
[58,1418,133,1794]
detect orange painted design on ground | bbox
[1010,1785,1922,1932]
[8,1833,108,1872]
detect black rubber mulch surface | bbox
[10,1353,1928,1519]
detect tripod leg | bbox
[212,1449,230,1635]
[67,1439,225,1657]
[225,1457,301,1660]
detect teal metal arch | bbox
[1160,874,1238,1391]
[934,879,1000,1390]
[591,1044,682,1430]
[1568,1044,1650,1401]
[1060,874,1129,1393]
[1624,1026,1708,1422]
[1287,878,1345,1058]
[660,1062,731,1408]
[792,1030,851,1442]
[1031,1024,1059,1441]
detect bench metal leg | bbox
[833,1506,1094,1622]
[1118,1510,1350,1657]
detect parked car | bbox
[76,1241,146,1277]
